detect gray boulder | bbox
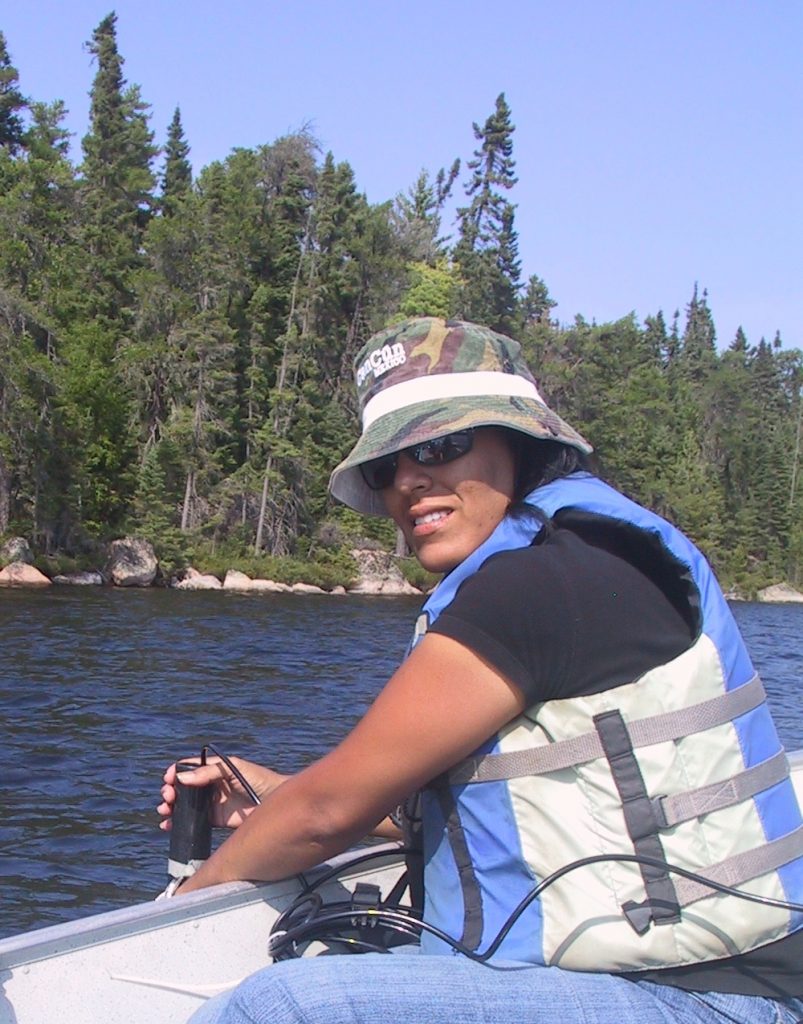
[290,582,327,595]
[222,570,291,593]
[172,567,222,591]
[348,549,421,596]
[0,537,33,565]
[52,570,105,586]
[105,538,158,587]
[757,583,803,604]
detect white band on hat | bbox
[362,371,544,429]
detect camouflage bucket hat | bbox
[328,317,592,516]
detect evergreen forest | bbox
[1,15,801,595]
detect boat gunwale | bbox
[0,842,405,969]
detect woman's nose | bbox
[392,452,431,493]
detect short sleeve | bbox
[428,540,579,705]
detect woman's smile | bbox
[412,507,453,533]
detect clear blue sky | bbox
[4,1,802,350]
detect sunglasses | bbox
[360,430,475,491]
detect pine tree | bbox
[399,260,458,319]
[522,274,556,325]
[643,311,668,361]
[79,12,157,320]
[743,339,793,573]
[161,106,192,215]
[0,32,26,154]
[0,100,77,304]
[679,283,717,383]
[454,93,521,332]
[54,13,159,533]
[392,161,459,266]
[308,153,369,391]
[0,94,79,546]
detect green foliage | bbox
[320,506,399,548]
[161,107,192,214]
[78,13,157,323]
[396,556,440,592]
[0,32,26,153]
[398,261,459,320]
[454,93,521,333]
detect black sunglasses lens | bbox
[414,431,473,465]
[360,431,473,491]
[360,454,398,491]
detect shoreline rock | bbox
[0,561,51,587]
[757,583,803,604]
[105,538,158,588]
[0,537,33,565]
[347,548,421,596]
[171,567,222,591]
[52,570,105,586]
[222,570,292,593]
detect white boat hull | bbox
[0,844,407,1024]
[2,755,803,1024]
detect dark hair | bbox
[506,432,597,513]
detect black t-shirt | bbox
[428,511,803,999]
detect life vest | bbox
[412,474,803,971]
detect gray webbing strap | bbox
[653,750,790,828]
[673,824,803,907]
[448,676,765,785]
[595,709,680,926]
[432,782,485,950]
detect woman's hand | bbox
[157,756,289,831]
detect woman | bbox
[160,317,803,1024]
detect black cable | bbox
[480,851,803,962]
[297,847,421,898]
[268,845,803,965]
[201,743,262,806]
[269,905,480,962]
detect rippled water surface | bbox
[1,590,801,939]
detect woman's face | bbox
[382,428,516,573]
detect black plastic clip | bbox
[622,899,654,936]
[350,882,383,928]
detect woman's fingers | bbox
[174,762,228,787]
[158,755,276,833]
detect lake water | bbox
[1,589,801,940]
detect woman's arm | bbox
[178,632,525,892]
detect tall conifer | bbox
[0,33,26,154]
[161,106,192,215]
[454,93,521,332]
[79,12,157,319]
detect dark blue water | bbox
[0,590,801,939]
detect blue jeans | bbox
[188,953,803,1024]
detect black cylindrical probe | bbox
[167,761,212,885]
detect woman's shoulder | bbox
[438,519,696,702]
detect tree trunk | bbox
[253,218,311,556]
[180,469,194,532]
[0,452,9,536]
[254,454,272,554]
[790,398,802,513]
